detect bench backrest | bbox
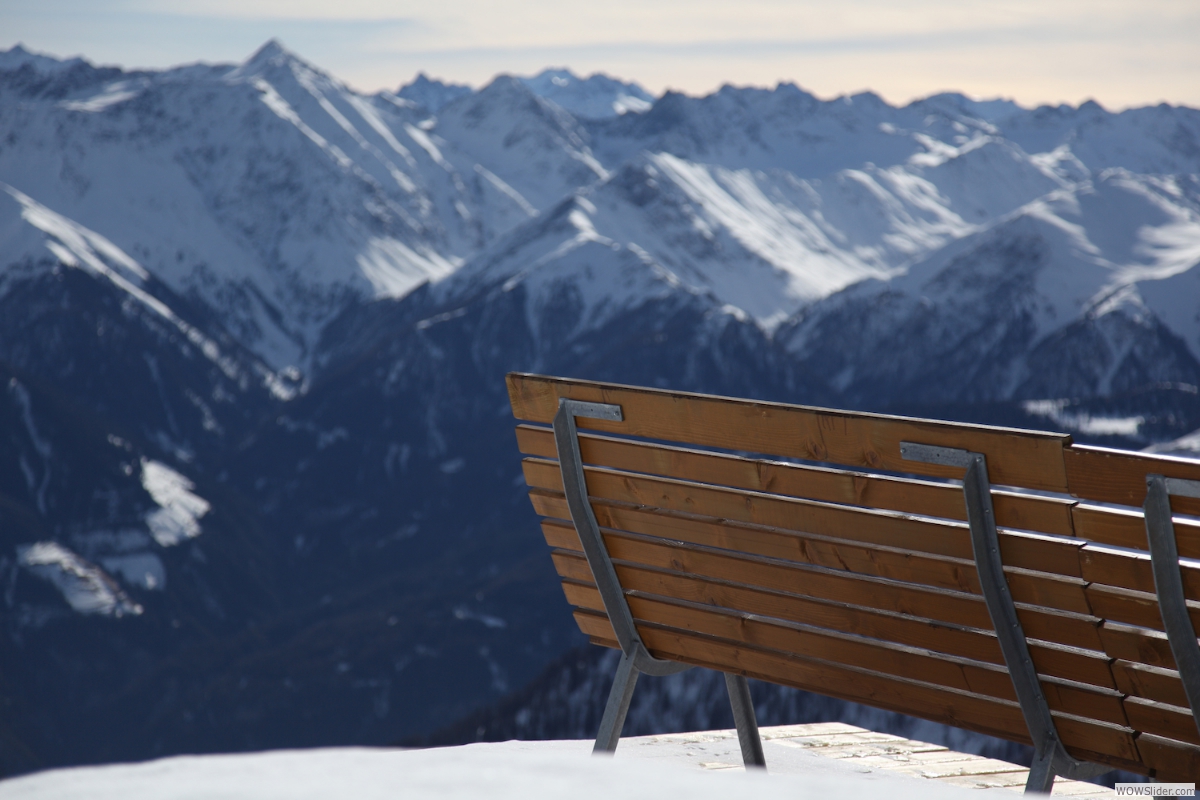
[507,372,1200,780]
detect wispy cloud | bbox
[2,0,1197,108]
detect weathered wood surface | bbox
[560,578,1128,726]
[571,608,1144,771]
[1064,444,1200,515]
[523,459,1087,584]
[507,373,1073,491]
[547,541,1115,691]
[698,722,1116,794]
[541,513,1110,671]
[1111,660,1189,708]
[516,424,1079,535]
[1135,733,1200,782]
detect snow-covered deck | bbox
[0,722,1115,798]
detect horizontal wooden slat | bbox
[570,608,1143,771]
[1064,445,1200,516]
[547,535,1115,690]
[1112,660,1189,708]
[530,488,1099,633]
[1098,622,1176,670]
[1135,733,1200,782]
[559,575,1017,679]
[542,515,1105,654]
[508,373,1072,492]
[524,460,1089,597]
[571,605,1030,741]
[1073,504,1200,562]
[1123,697,1200,747]
[1080,543,1200,602]
[1085,584,1200,633]
[561,578,1127,727]
[515,424,1078,536]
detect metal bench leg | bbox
[1144,475,1200,738]
[594,652,640,754]
[724,673,766,769]
[902,442,1106,794]
[1026,748,1055,794]
[555,399,691,756]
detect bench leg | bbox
[594,652,640,754]
[723,673,766,770]
[1025,748,1055,794]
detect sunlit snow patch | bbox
[1145,428,1200,459]
[1022,399,1143,437]
[60,80,142,112]
[141,459,211,546]
[18,542,143,616]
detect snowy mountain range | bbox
[1,38,1199,775]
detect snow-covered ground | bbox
[0,728,1016,800]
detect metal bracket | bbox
[902,442,1106,793]
[1144,474,1200,739]
[553,399,692,755]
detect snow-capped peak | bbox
[519,68,655,119]
[396,73,472,112]
[0,43,87,74]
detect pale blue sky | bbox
[2,0,1198,109]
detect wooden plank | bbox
[531,489,1099,633]
[557,574,1017,675]
[1098,622,1176,670]
[507,373,1072,492]
[1064,444,1200,516]
[562,580,1128,727]
[524,461,1089,601]
[1085,584,1200,632]
[571,606,1030,743]
[570,609,1142,770]
[1123,697,1200,747]
[515,424,1079,536]
[548,540,1115,690]
[1074,504,1200,565]
[1079,542,1200,601]
[1135,733,1200,782]
[1112,660,1189,708]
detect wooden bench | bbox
[506,372,1200,791]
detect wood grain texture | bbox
[1123,697,1200,747]
[1112,660,1189,708]
[507,373,1072,491]
[1098,622,1176,670]
[562,578,1128,726]
[548,540,1115,690]
[569,608,1142,770]
[1064,445,1200,514]
[1085,584,1200,633]
[1073,504,1200,562]
[515,424,1078,536]
[529,487,1096,623]
[1135,733,1200,781]
[523,459,1087,589]
[1079,543,1200,601]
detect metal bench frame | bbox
[554,399,766,768]
[546,390,1200,792]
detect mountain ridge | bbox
[2,39,1200,776]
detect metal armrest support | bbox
[553,399,764,768]
[902,443,1106,794]
[1144,474,1200,740]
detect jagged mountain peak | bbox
[396,72,472,112]
[519,68,654,119]
[225,38,329,86]
[0,43,88,74]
